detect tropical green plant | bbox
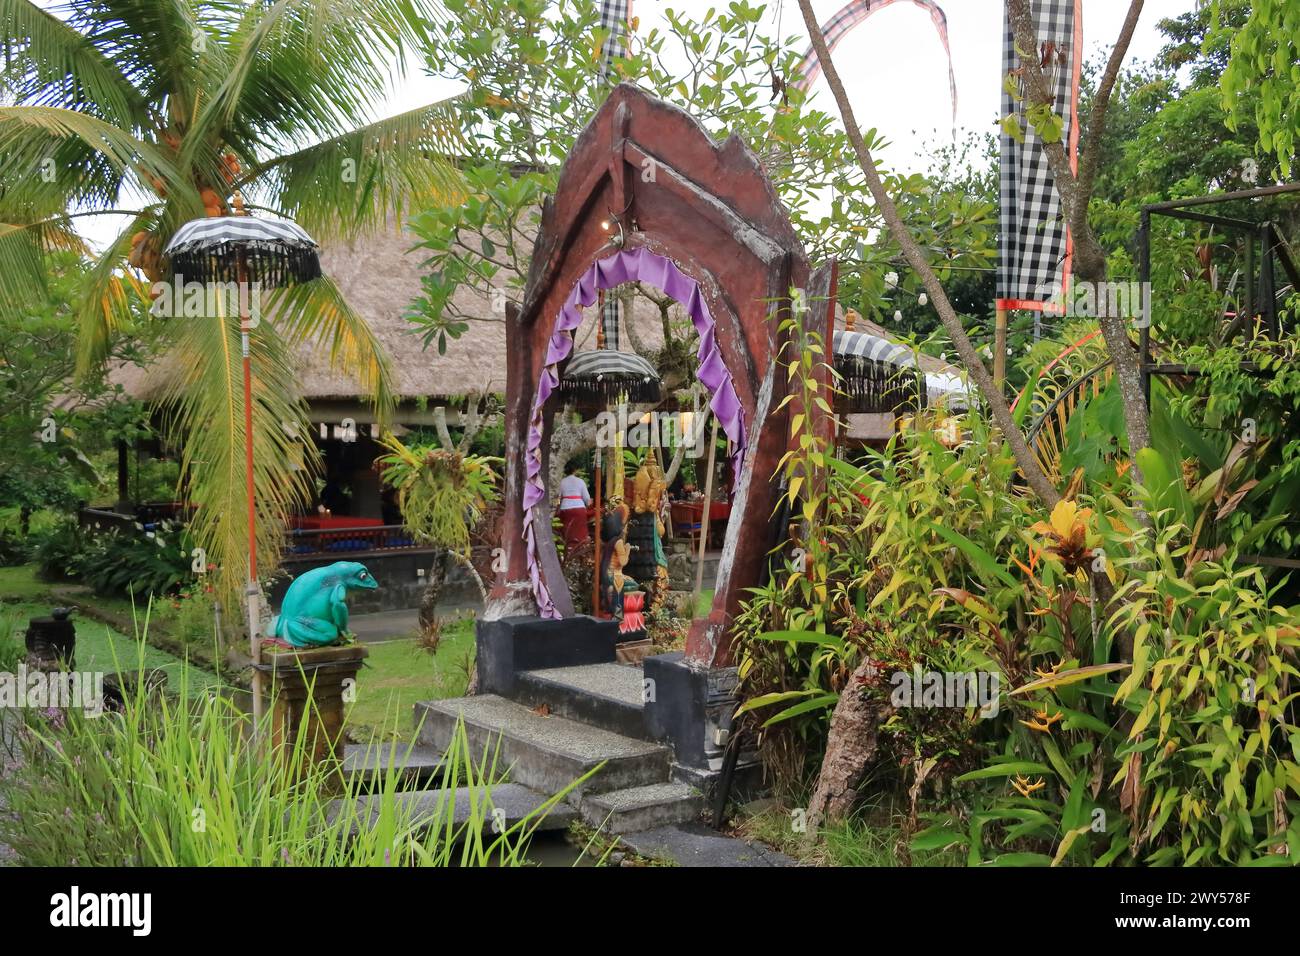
[376,432,501,632]
[28,514,93,581]
[912,484,1300,867]
[0,0,465,603]
[78,523,195,600]
[0,642,582,866]
[1215,0,1300,178]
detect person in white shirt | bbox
[557,461,593,549]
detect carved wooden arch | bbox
[497,83,812,667]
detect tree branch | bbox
[795,0,1061,507]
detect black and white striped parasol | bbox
[832,329,927,413]
[163,216,322,287]
[559,348,662,408]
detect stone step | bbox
[619,823,799,867]
[342,742,444,790]
[513,662,649,740]
[335,783,577,836]
[414,694,670,797]
[580,782,704,834]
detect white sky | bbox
[59,0,1194,248]
[387,0,1194,173]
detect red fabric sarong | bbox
[560,508,590,549]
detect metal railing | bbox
[283,524,426,557]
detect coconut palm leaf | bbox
[0,106,198,214]
[0,215,93,308]
[267,274,397,419]
[156,310,317,602]
[72,209,158,374]
[187,0,443,157]
[241,99,466,239]
[0,0,151,128]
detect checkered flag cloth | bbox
[997,0,1080,313]
[601,294,620,351]
[598,0,630,81]
[794,0,956,123]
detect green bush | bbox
[28,516,91,582]
[79,524,193,599]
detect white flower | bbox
[918,292,928,306]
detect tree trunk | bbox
[418,551,451,637]
[804,658,895,840]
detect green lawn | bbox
[0,598,222,698]
[345,617,476,743]
[4,561,471,737]
[0,565,55,602]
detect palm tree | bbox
[0,0,463,602]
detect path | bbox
[348,597,481,643]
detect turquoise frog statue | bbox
[266,561,378,648]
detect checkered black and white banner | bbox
[997,0,1080,314]
[598,0,630,80]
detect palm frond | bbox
[72,209,156,376]
[267,275,396,422]
[157,309,317,603]
[0,0,151,129]
[0,105,200,216]
[242,98,465,239]
[0,215,92,308]
[188,0,445,159]
[67,0,219,109]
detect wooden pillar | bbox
[115,439,131,514]
[993,307,1009,391]
[495,301,534,596]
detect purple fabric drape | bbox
[523,247,747,618]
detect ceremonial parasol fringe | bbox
[557,374,662,408]
[835,355,928,414]
[166,240,323,288]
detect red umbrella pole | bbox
[238,249,264,729]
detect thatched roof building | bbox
[112,221,675,426]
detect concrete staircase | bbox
[415,663,704,834]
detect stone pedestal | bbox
[259,644,368,770]
[476,615,618,697]
[642,651,738,771]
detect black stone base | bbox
[673,758,767,810]
[476,615,619,696]
[642,651,739,772]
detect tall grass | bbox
[0,628,579,866]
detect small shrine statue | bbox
[266,561,378,648]
[627,453,670,610]
[599,497,638,619]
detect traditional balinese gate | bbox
[489,83,830,774]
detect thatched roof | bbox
[112,221,672,410]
